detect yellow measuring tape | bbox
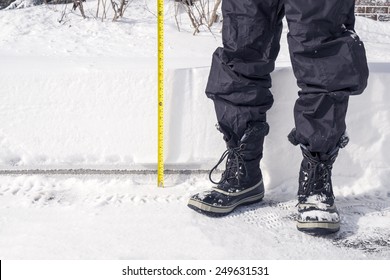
[157,0,164,187]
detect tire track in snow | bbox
[332,197,390,256]
[226,197,390,257]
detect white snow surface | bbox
[0,1,389,259]
[299,210,340,223]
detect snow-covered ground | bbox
[0,1,389,259]
[1,173,390,259]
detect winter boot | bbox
[295,147,341,234]
[187,122,269,216]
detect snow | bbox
[299,210,340,223]
[303,195,333,209]
[0,1,389,259]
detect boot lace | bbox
[298,157,333,204]
[209,145,246,186]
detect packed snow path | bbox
[0,174,389,259]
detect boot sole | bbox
[296,221,340,235]
[187,191,264,217]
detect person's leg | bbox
[285,0,368,154]
[284,0,369,233]
[205,0,285,141]
[188,0,285,216]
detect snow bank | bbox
[0,56,157,168]
[1,61,389,195]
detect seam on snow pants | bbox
[205,0,369,154]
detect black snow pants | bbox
[205,0,369,154]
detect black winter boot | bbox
[187,122,269,216]
[296,147,340,234]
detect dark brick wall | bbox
[356,0,390,21]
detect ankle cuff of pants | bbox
[287,128,349,153]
